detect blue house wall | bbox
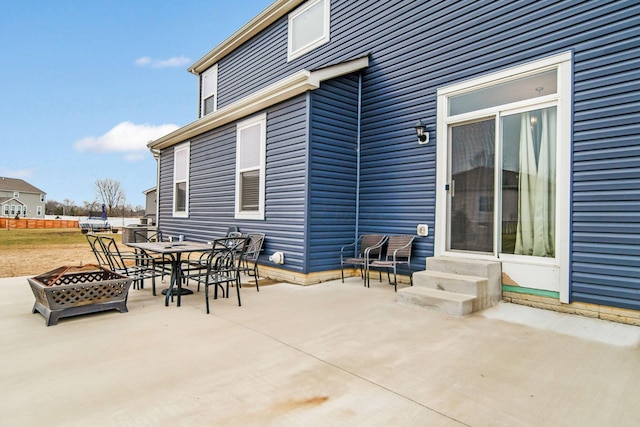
[308,75,360,272]
[156,0,640,309]
[159,95,310,272]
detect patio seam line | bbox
[214,313,472,427]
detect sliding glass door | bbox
[437,52,572,299]
[447,108,557,258]
[448,119,495,253]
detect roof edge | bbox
[188,0,306,75]
[149,55,369,151]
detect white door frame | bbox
[434,52,573,303]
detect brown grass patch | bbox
[0,229,98,278]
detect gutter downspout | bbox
[151,148,161,228]
[354,71,363,247]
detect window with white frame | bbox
[173,142,190,217]
[40,194,45,202]
[37,206,42,216]
[235,114,266,220]
[287,0,330,61]
[13,191,19,198]
[3,204,7,215]
[201,64,218,117]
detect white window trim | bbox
[172,142,190,218]
[435,51,572,302]
[235,114,266,220]
[287,0,330,61]
[201,64,218,117]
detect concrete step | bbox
[425,257,502,307]
[426,256,501,280]
[397,287,476,316]
[413,270,487,296]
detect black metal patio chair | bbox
[183,236,249,314]
[93,235,162,295]
[237,233,265,290]
[133,229,173,289]
[340,234,388,284]
[367,235,415,291]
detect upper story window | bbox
[235,114,266,220]
[40,194,45,202]
[173,142,190,217]
[287,0,330,61]
[13,191,19,198]
[201,64,218,117]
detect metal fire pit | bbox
[28,265,133,326]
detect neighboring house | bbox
[148,1,640,314]
[0,177,46,219]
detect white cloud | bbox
[135,56,152,66]
[74,121,179,161]
[0,168,34,179]
[135,55,191,69]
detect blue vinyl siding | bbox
[570,1,640,309]
[263,96,309,273]
[159,0,640,308]
[158,96,310,273]
[307,75,359,272]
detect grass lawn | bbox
[0,228,98,278]
[0,228,88,249]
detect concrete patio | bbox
[2,274,640,426]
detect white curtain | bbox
[515,108,556,257]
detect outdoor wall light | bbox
[414,119,429,144]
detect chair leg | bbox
[236,278,242,307]
[393,265,397,292]
[365,265,370,288]
[254,264,260,291]
[205,284,210,314]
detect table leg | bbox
[176,253,182,307]
[164,258,178,307]
[162,253,193,306]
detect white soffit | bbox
[149,56,369,151]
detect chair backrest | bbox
[208,236,249,275]
[86,234,110,267]
[226,226,239,236]
[98,236,129,272]
[384,235,415,261]
[360,234,386,257]
[243,233,265,262]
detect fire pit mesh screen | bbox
[28,265,133,326]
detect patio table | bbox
[126,241,212,307]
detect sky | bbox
[0,0,273,209]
